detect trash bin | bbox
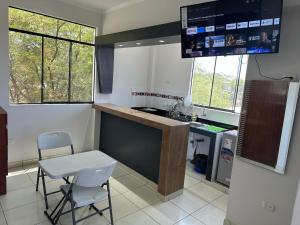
[194,154,208,174]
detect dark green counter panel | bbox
[100,112,162,183]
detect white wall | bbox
[149,44,193,107]
[102,1,300,225]
[94,46,153,107]
[226,6,300,225]
[102,0,207,34]
[96,42,241,126]
[1,0,102,164]
[101,0,241,126]
[291,179,300,225]
[148,44,240,126]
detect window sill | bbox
[192,105,240,127]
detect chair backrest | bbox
[74,162,117,188]
[37,131,73,150]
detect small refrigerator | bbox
[216,130,237,187]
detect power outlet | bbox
[262,201,276,212]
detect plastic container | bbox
[194,154,208,174]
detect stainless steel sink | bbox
[189,122,204,128]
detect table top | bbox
[93,103,189,130]
[39,150,117,179]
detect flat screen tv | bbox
[180,0,283,58]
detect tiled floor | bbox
[0,161,228,225]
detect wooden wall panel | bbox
[238,80,289,167]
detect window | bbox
[191,55,248,113]
[8,7,95,104]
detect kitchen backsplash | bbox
[131,91,184,101]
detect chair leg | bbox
[36,167,40,192]
[107,181,114,225]
[54,195,69,225]
[71,199,76,225]
[41,170,49,209]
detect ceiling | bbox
[55,0,145,12]
[56,0,300,14]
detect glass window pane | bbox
[43,38,69,102]
[192,57,216,106]
[210,56,240,111]
[9,32,42,103]
[71,44,94,102]
[9,8,95,44]
[235,56,249,113]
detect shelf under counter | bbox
[93,103,189,200]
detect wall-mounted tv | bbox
[180,0,283,58]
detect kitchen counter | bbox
[93,103,189,200]
[93,104,188,129]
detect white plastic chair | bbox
[52,162,117,225]
[36,131,74,209]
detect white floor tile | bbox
[23,162,38,170]
[171,190,208,214]
[192,204,226,225]
[184,175,200,188]
[123,186,161,209]
[96,195,139,221]
[59,206,109,225]
[188,182,224,202]
[175,216,205,225]
[106,186,121,197]
[116,210,159,225]
[6,174,34,192]
[0,210,7,225]
[116,163,134,174]
[110,174,146,194]
[143,201,189,225]
[7,169,26,178]
[112,167,130,179]
[185,162,205,181]
[26,169,54,184]
[115,174,147,190]
[38,179,66,197]
[4,201,48,225]
[0,186,43,210]
[1,160,230,225]
[110,178,132,194]
[146,182,158,192]
[211,195,228,212]
[35,221,58,225]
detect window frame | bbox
[190,55,247,113]
[8,6,96,105]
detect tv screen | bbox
[180,0,283,58]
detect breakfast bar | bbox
[93,103,189,199]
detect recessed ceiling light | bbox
[118,44,124,47]
[136,42,141,45]
[158,40,165,43]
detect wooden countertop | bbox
[93,103,188,130]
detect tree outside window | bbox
[191,55,248,113]
[8,7,95,104]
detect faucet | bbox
[169,99,183,120]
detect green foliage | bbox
[9,8,95,43]
[192,57,246,112]
[9,32,42,103]
[8,8,95,104]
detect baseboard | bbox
[157,189,183,202]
